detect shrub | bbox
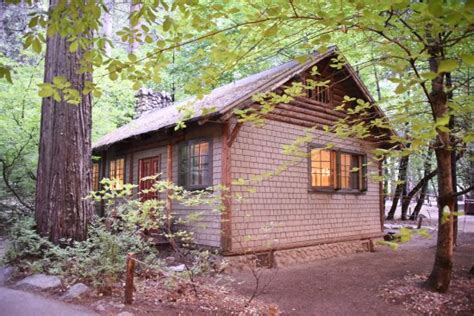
[4,177,223,289]
[4,214,162,288]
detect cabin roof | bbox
[93,47,393,150]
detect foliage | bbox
[3,212,161,287]
[377,227,432,251]
[1,0,473,293]
[0,54,42,207]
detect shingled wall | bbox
[229,119,383,252]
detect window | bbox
[139,156,160,201]
[109,158,125,189]
[178,140,212,189]
[309,146,367,192]
[310,149,336,188]
[92,162,100,191]
[339,153,362,190]
[308,85,331,104]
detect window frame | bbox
[177,138,213,190]
[308,144,367,194]
[92,161,101,191]
[304,75,333,105]
[108,157,126,189]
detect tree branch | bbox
[453,185,473,198]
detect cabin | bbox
[92,47,395,266]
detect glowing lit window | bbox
[310,149,335,188]
[109,158,125,189]
[92,162,100,191]
[309,147,367,192]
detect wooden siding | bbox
[229,119,383,252]
[103,124,223,248]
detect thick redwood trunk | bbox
[35,0,93,244]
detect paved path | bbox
[0,286,98,316]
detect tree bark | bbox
[400,177,409,220]
[386,148,410,220]
[128,1,142,54]
[446,72,459,246]
[402,149,434,220]
[425,46,455,293]
[102,0,114,55]
[411,180,429,220]
[35,0,94,244]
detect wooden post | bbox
[221,122,232,252]
[166,143,173,232]
[124,253,135,304]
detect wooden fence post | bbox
[124,253,136,304]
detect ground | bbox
[0,208,472,315]
[230,228,473,315]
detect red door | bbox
[139,156,160,201]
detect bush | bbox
[4,214,162,288]
[4,177,223,289]
[4,215,53,271]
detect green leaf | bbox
[109,72,118,81]
[263,24,278,37]
[0,66,13,84]
[438,59,458,73]
[394,83,406,94]
[462,133,474,143]
[435,114,450,127]
[132,81,142,90]
[128,53,137,62]
[38,83,53,98]
[32,37,42,54]
[420,71,438,80]
[460,54,474,66]
[69,41,78,53]
[163,17,172,32]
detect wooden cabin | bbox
[92,47,395,265]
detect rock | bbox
[16,273,61,290]
[96,304,106,312]
[60,283,90,300]
[110,301,125,309]
[168,264,185,272]
[0,265,14,285]
[165,256,176,265]
[117,312,134,316]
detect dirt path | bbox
[230,233,474,316]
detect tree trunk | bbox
[411,176,429,220]
[128,1,142,54]
[446,72,459,246]
[400,178,409,220]
[386,149,410,220]
[102,0,114,55]
[425,47,455,293]
[402,149,434,220]
[35,0,93,244]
